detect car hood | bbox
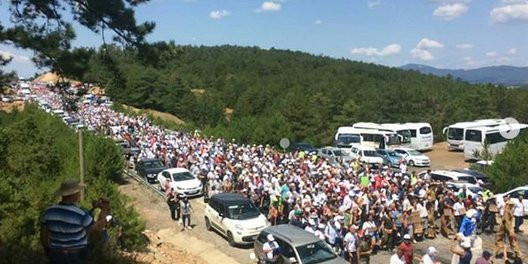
[319,257,349,264]
[236,214,269,229]
[171,178,201,189]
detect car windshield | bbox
[337,134,361,146]
[144,160,164,169]
[363,150,377,157]
[296,241,337,264]
[227,202,260,220]
[408,150,421,156]
[387,151,399,157]
[448,128,464,140]
[468,187,482,194]
[172,171,195,182]
[332,150,342,156]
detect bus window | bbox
[409,129,417,138]
[465,130,482,142]
[486,132,508,144]
[419,126,432,134]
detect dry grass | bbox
[122,104,185,125]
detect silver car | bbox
[254,225,347,264]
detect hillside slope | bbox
[401,64,528,85]
[87,44,528,145]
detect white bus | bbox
[403,122,434,151]
[334,127,400,150]
[443,119,505,151]
[352,122,410,148]
[463,124,528,160]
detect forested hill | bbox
[82,44,528,146]
[401,64,528,86]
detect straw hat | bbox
[55,179,85,197]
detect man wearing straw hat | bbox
[40,179,110,264]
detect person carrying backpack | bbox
[263,234,280,264]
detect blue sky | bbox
[1,0,528,77]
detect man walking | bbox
[180,196,194,231]
[41,179,109,264]
[495,200,522,258]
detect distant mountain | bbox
[400,64,528,86]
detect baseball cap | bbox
[403,234,411,240]
[267,234,275,241]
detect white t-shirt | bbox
[453,202,464,216]
[422,254,434,264]
[513,200,524,217]
[390,254,405,264]
[263,241,279,260]
[343,232,357,253]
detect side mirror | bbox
[288,257,298,264]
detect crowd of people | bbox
[30,85,525,264]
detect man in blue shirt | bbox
[41,179,109,264]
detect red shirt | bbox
[399,242,414,264]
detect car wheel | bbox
[227,231,235,247]
[205,217,212,231]
[408,160,415,166]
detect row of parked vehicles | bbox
[317,145,431,167]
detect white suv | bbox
[204,193,270,246]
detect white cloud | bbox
[410,49,435,61]
[433,3,469,20]
[314,19,322,25]
[258,1,282,12]
[410,38,444,61]
[416,38,444,49]
[209,10,230,19]
[508,48,517,54]
[350,43,402,57]
[490,3,528,23]
[0,50,31,63]
[486,51,498,57]
[367,0,381,9]
[456,43,473,49]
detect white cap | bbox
[106,215,113,222]
[267,234,275,241]
[427,246,438,255]
[466,209,477,218]
[403,234,411,240]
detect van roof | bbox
[263,225,320,247]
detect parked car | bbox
[136,159,167,183]
[254,225,346,264]
[418,170,477,184]
[446,181,483,198]
[291,142,317,154]
[393,147,431,167]
[453,169,493,190]
[157,168,203,197]
[204,193,269,246]
[318,147,351,164]
[492,186,528,216]
[375,149,402,168]
[350,145,383,165]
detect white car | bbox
[350,145,384,164]
[157,168,203,197]
[492,186,528,216]
[204,193,270,246]
[393,147,431,167]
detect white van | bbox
[350,145,384,164]
[463,123,528,160]
[403,123,433,151]
[443,119,505,151]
